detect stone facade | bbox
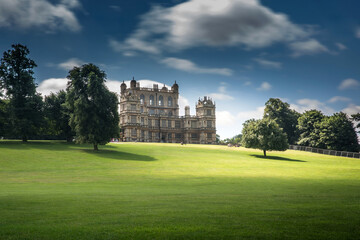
[119,79,216,144]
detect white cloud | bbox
[335,42,347,50]
[338,78,360,90]
[37,78,68,96]
[355,27,360,39]
[289,39,329,57]
[257,81,272,91]
[342,104,360,116]
[253,58,282,69]
[58,58,85,70]
[0,0,81,32]
[290,98,335,115]
[111,0,317,55]
[217,111,236,126]
[208,83,234,100]
[244,81,252,86]
[236,106,264,120]
[328,96,351,103]
[161,57,233,76]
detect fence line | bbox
[289,145,360,159]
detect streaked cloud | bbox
[58,58,85,70]
[335,42,347,50]
[0,0,81,32]
[37,78,68,96]
[289,39,329,57]
[338,78,360,90]
[161,57,233,76]
[328,96,351,103]
[209,83,234,101]
[253,58,282,69]
[342,104,360,116]
[355,27,360,39]
[291,98,335,115]
[111,0,319,55]
[256,81,272,91]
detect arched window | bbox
[168,96,173,107]
[159,95,164,106]
[140,94,145,104]
[149,95,154,106]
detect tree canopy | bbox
[241,118,289,157]
[0,44,43,141]
[66,64,119,150]
[297,109,325,147]
[318,112,359,152]
[263,98,300,144]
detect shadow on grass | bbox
[0,140,156,161]
[80,149,156,161]
[250,154,306,162]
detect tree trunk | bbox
[263,149,266,157]
[94,144,99,151]
[66,136,73,142]
[22,136,27,142]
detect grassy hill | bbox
[0,141,359,239]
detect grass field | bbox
[0,141,359,240]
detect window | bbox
[168,133,172,139]
[175,121,180,128]
[131,104,136,111]
[191,133,198,139]
[141,117,144,125]
[149,95,154,105]
[168,111,173,116]
[148,119,152,127]
[162,119,166,127]
[207,109,212,116]
[131,116,137,123]
[140,94,145,104]
[155,120,159,127]
[131,129,137,136]
[149,109,155,115]
[168,120,172,128]
[159,110,165,115]
[207,120,212,127]
[168,96,173,107]
[207,133,212,139]
[141,130,145,138]
[191,121,197,128]
[140,107,144,113]
[159,95,163,106]
[175,133,182,139]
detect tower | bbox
[196,96,216,144]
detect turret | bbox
[120,81,126,94]
[185,106,190,116]
[171,81,179,93]
[130,76,136,89]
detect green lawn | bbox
[0,141,359,240]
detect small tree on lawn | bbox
[241,118,289,157]
[66,64,119,150]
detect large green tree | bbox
[241,118,289,157]
[66,64,119,150]
[264,98,300,144]
[318,112,359,152]
[0,44,43,141]
[44,90,74,141]
[351,113,360,134]
[297,109,325,147]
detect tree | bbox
[318,112,359,152]
[66,64,119,150]
[241,118,288,157]
[264,98,300,144]
[351,113,360,134]
[0,44,43,141]
[297,109,325,147]
[44,90,73,141]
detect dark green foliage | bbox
[264,98,300,144]
[0,44,43,141]
[220,134,242,145]
[242,118,289,156]
[0,99,9,137]
[66,63,119,150]
[351,113,360,134]
[318,112,359,152]
[297,109,325,147]
[44,90,74,141]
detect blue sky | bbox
[1,0,359,139]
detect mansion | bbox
[119,79,216,144]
